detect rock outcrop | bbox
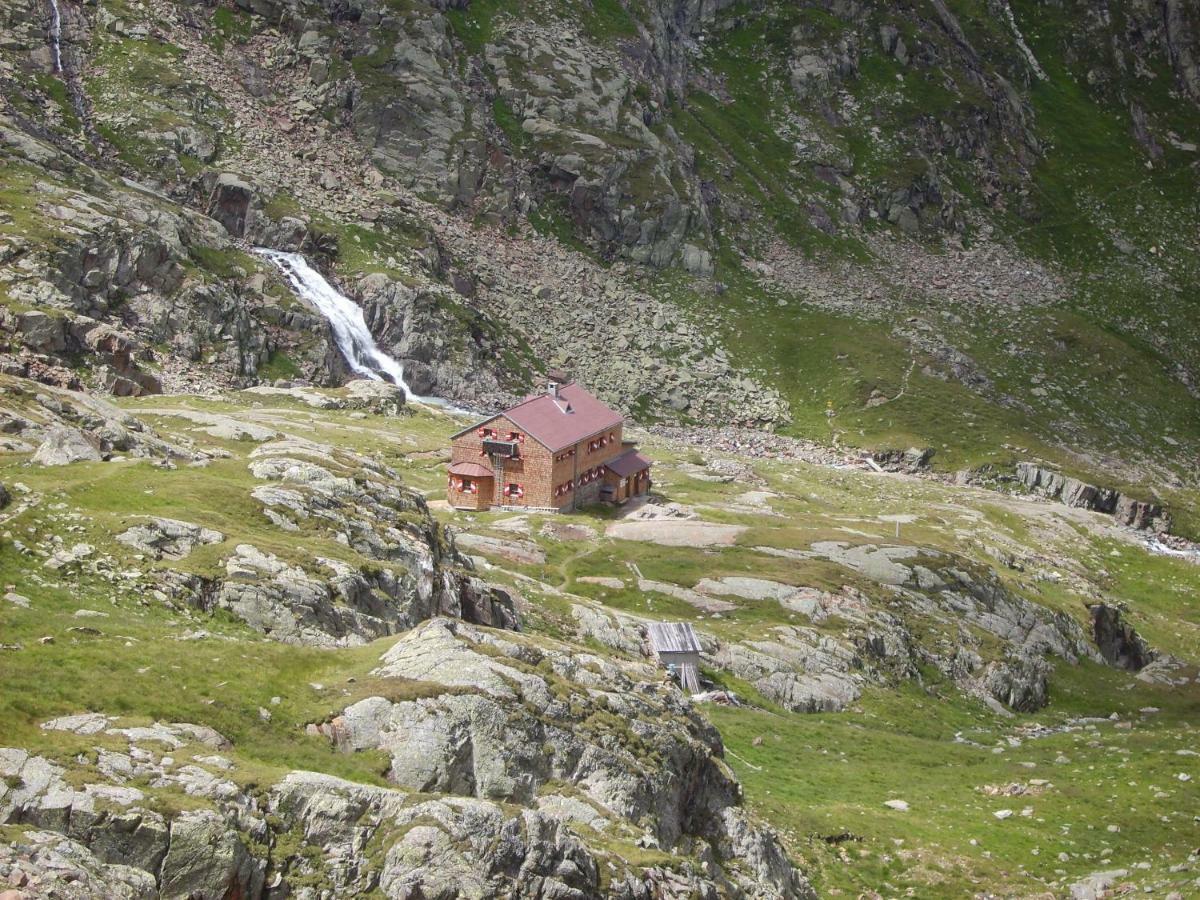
[30,425,103,466]
[115,517,224,560]
[307,618,812,898]
[1016,463,1170,532]
[1088,603,1156,672]
[1,638,812,899]
[145,435,517,645]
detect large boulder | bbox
[345,378,406,414]
[1112,495,1166,531]
[14,310,67,353]
[206,173,256,238]
[159,810,265,900]
[31,425,104,466]
[1088,603,1156,671]
[115,518,224,560]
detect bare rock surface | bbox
[308,618,812,898]
[31,425,103,466]
[115,517,224,560]
[607,518,747,547]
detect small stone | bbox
[884,799,909,811]
[994,809,1013,820]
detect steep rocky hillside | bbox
[1,0,1198,514]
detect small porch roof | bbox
[448,461,494,478]
[606,448,652,478]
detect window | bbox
[577,466,603,487]
[504,483,524,499]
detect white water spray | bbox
[256,249,455,409]
[1145,536,1200,563]
[48,0,63,74]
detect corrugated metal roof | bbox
[606,448,652,478]
[647,622,701,654]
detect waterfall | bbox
[48,0,63,74]
[256,249,430,400]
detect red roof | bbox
[458,383,624,453]
[606,448,652,478]
[448,461,494,478]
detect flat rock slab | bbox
[140,408,279,442]
[454,533,546,566]
[576,576,625,590]
[241,385,343,409]
[205,420,279,442]
[490,516,532,535]
[696,579,861,623]
[606,520,746,547]
[807,541,920,585]
[695,576,800,603]
[639,579,737,613]
[540,521,597,542]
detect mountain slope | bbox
[1,0,1197,512]
[0,387,1195,896]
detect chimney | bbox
[548,382,559,399]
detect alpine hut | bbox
[447,380,652,512]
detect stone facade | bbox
[449,413,630,512]
[447,381,654,512]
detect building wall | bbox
[657,650,701,670]
[549,422,626,511]
[447,477,493,510]
[449,414,555,509]
[450,417,629,511]
[610,467,651,503]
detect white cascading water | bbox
[255,248,430,400]
[1146,536,1200,562]
[48,0,63,74]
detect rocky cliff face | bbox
[3,0,1199,473]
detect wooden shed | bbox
[647,622,702,694]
